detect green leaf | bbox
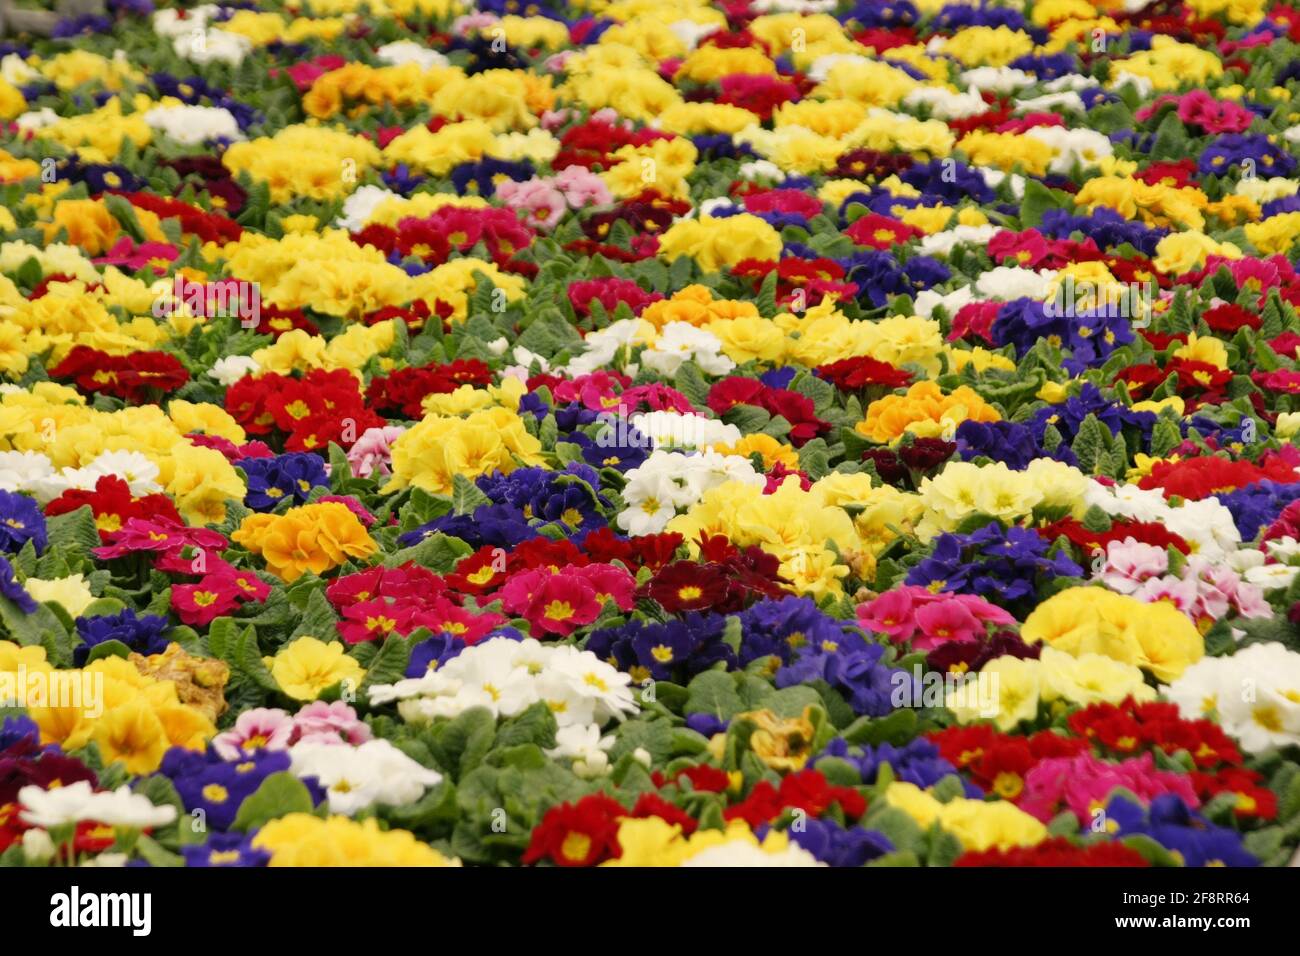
[231,772,316,832]
[863,805,924,855]
[1071,413,1114,476]
[842,709,918,747]
[922,821,965,867]
[234,627,281,693]
[764,684,824,719]
[1019,179,1070,228]
[451,473,491,516]
[673,362,710,408]
[494,701,558,750]
[428,707,497,780]
[84,639,133,664]
[134,834,184,867]
[382,780,459,832]
[1149,111,1190,162]
[1120,833,1183,867]
[101,192,148,242]
[1047,810,1080,836]
[384,532,473,572]
[813,755,861,787]
[0,596,73,668]
[45,506,101,555]
[359,633,411,692]
[607,717,674,764]
[684,671,744,720]
[289,586,340,642]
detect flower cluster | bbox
[2,0,1300,870]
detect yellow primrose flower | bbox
[1244,212,1300,255]
[238,502,377,583]
[1037,646,1156,706]
[1276,411,1300,440]
[706,314,786,364]
[168,400,246,444]
[712,433,799,470]
[1130,396,1185,417]
[25,656,216,773]
[737,707,818,772]
[22,575,95,617]
[947,347,1016,374]
[1021,586,1204,682]
[858,381,1001,444]
[936,26,1036,67]
[263,637,367,702]
[946,655,1041,730]
[383,406,544,495]
[1172,332,1229,370]
[160,443,246,526]
[255,814,460,866]
[885,782,1048,852]
[959,131,1056,176]
[657,214,782,272]
[224,125,381,203]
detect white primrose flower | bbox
[918,224,999,257]
[0,450,55,495]
[0,53,36,85]
[19,782,177,830]
[210,354,261,386]
[1083,479,1168,523]
[143,104,244,146]
[1164,498,1241,562]
[806,53,867,84]
[13,108,60,133]
[1109,71,1154,99]
[617,469,682,535]
[617,446,767,534]
[737,159,786,183]
[1041,74,1102,93]
[750,0,836,15]
[682,842,825,866]
[334,185,402,232]
[290,739,443,816]
[369,637,638,730]
[1016,91,1087,115]
[1025,126,1113,174]
[641,322,735,377]
[79,450,163,496]
[546,723,615,779]
[375,40,449,70]
[629,411,741,451]
[562,319,643,376]
[21,828,56,864]
[512,345,551,373]
[1266,536,1300,562]
[173,29,251,67]
[975,266,1056,301]
[1242,563,1299,592]
[914,285,976,319]
[542,644,637,725]
[978,167,1026,200]
[903,86,989,121]
[152,4,222,37]
[959,66,1035,94]
[667,19,719,51]
[1166,643,1300,754]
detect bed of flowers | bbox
[3,0,1300,870]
